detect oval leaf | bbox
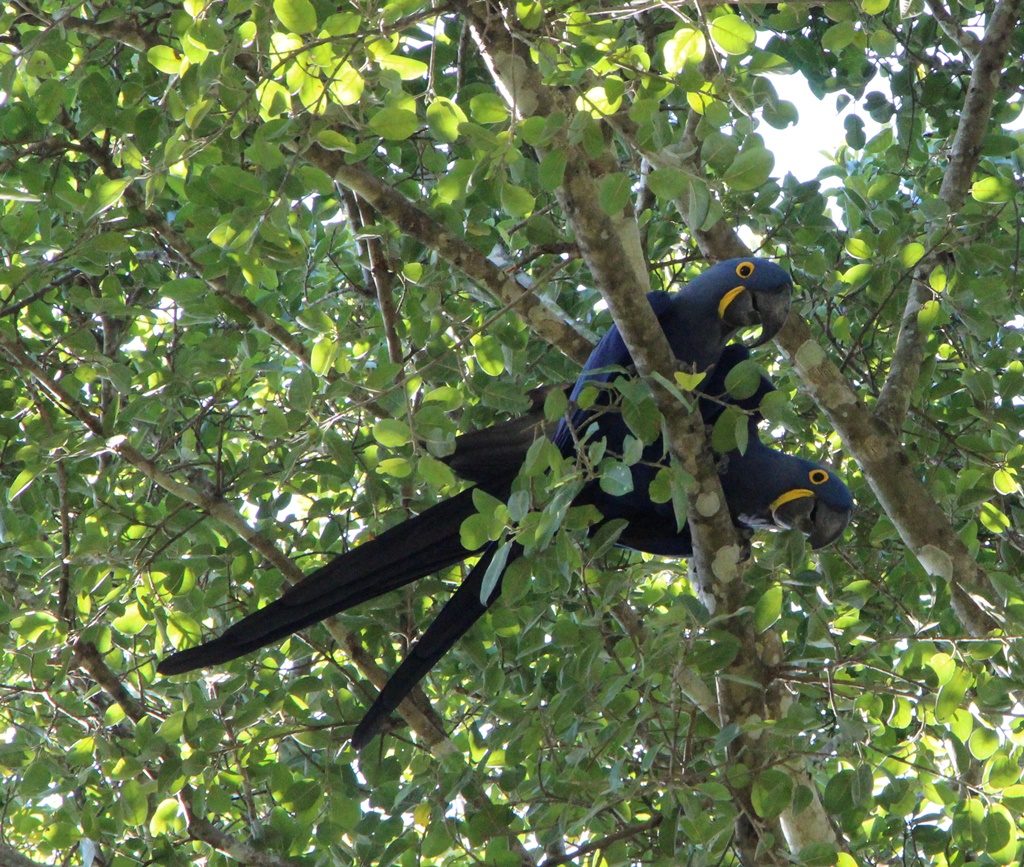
[722,148,774,191]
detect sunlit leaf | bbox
[427,97,468,142]
[663,27,706,73]
[369,107,420,140]
[274,0,317,34]
[971,176,1013,203]
[709,14,756,55]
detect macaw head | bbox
[724,448,853,550]
[700,257,793,347]
[766,458,854,548]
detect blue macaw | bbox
[348,343,853,747]
[158,259,848,747]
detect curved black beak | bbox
[748,287,792,347]
[772,493,851,550]
[807,500,852,550]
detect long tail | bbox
[351,541,522,749]
[158,490,486,676]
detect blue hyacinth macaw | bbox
[348,343,853,747]
[158,259,847,746]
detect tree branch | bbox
[876,0,1022,430]
[538,816,662,867]
[774,313,998,637]
[308,147,593,364]
[0,843,47,867]
[455,4,790,862]
[923,0,981,57]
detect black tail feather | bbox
[351,542,522,749]
[158,490,485,676]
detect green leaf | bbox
[368,107,420,140]
[751,769,793,819]
[274,0,317,34]
[724,359,762,400]
[674,369,707,391]
[663,27,706,73]
[500,183,535,218]
[121,780,149,827]
[686,178,711,229]
[900,242,925,267]
[722,148,774,191]
[822,20,856,52]
[328,62,364,106]
[149,798,183,836]
[257,79,291,118]
[993,469,1019,495]
[112,603,147,636]
[316,129,355,151]
[861,0,889,12]
[377,457,413,477]
[980,501,1010,533]
[373,418,411,447]
[473,334,505,375]
[516,0,542,28]
[88,178,131,220]
[598,172,631,215]
[378,54,429,80]
[986,804,1017,864]
[8,467,36,501]
[711,406,745,453]
[754,585,783,631]
[426,97,468,143]
[538,151,567,191]
[480,540,512,605]
[971,176,1013,203]
[648,168,689,200]
[709,14,756,55]
[599,462,634,497]
[935,668,972,721]
[845,237,872,259]
[469,93,509,124]
[916,299,942,332]
[147,45,184,75]
[967,726,999,760]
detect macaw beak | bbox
[747,287,792,347]
[806,500,852,549]
[771,490,851,550]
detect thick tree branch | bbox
[456,4,790,862]
[632,114,1002,640]
[538,816,662,867]
[876,0,1022,430]
[775,314,998,636]
[923,0,981,57]
[354,196,404,365]
[308,148,593,364]
[0,844,47,867]
[184,816,306,867]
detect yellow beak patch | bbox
[718,285,746,319]
[770,488,814,514]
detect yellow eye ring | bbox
[809,469,829,485]
[735,261,755,279]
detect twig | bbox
[538,816,663,866]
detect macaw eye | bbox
[809,469,830,485]
[735,261,755,279]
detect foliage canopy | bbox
[1,0,1023,864]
